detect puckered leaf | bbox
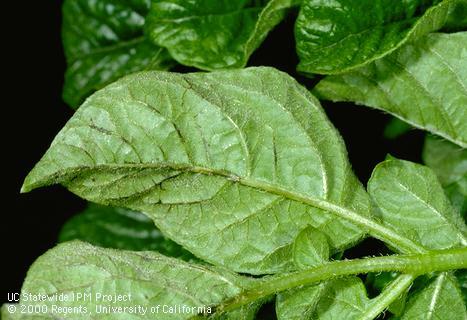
[145,0,299,70]
[59,203,195,260]
[4,241,254,320]
[62,0,174,108]
[292,226,329,269]
[423,135,467,216]
[22,67,371,274]
[276,283,326,320]
[314,32,467,147]
[296,0,457,75]
[401,273,466,320]
[368,158,467,250]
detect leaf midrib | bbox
[24,162,425,254]
[298,0,453,74]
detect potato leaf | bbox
[368,158,467,250]
[22,67,372,274]
[59,203,195,260]
[314,32,467,147]
[62,0,174,108]
[442,0,467,31]
[4,241,254,320]
[401,273,466,320]
[145,0,299,70]
[383,118,413,140]
[275,283,327,320]
[295,0,457,75]
[423,135,467,216]
[292,226,329,269]
[456,270,467,306]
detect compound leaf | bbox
[296,0,457,75]
[22,67,371,274]
[145,0,299,70]
[62,0,174,108]
[314,32,467,147]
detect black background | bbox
[3,0,424,311]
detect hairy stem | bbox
[359,274,415,320]
[214,247,467,315]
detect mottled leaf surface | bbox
[423,135,467,216]
[62,0,174,108]
[145,0,299,70]
[314,33,467,147]
[401,273,466,320]
[295,0,456,74]
[59,203,195,260]
[368,158,467,250]
[22,67,371,274]
[5,241,253,320]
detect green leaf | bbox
[59,203,195,260]
[384,118,413,140]
[62,0,174,108]
[275,283,327,320]
[442,0,467,31]
[22,67,372,274]
[456,269,467,306]
[401,273,466,320]
[276,226,330,319]
[308,277,370,319]
[365,272,407,316]
[368,158,467,250]
[295,0,456,75]
[292,226,329,269]
[314,32,467,147]
[6,241,254,320]
[423,135,467,216]
[145,0,299,70]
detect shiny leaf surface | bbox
[314,33,467,147]
[62,0,174,108]
[145,0,299,70]
[295,0,456,74]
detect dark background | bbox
[4,0,424,310]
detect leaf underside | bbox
[368,158,467,250]
[23,67,371,274]
[423,135,467,216]
[5,241,254,320]
[59,203,195,260]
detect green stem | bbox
[215,247,467,315]
[358,274,414,320]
